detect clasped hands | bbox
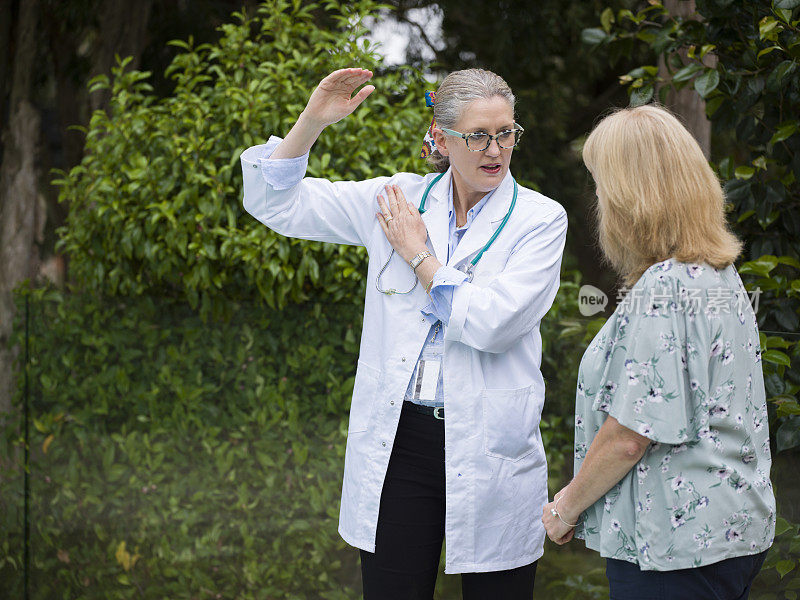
[542,487,580,546]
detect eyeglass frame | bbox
[438,124,524,152]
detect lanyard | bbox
[376,173,517,294]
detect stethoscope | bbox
[376,171,518,295]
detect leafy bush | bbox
[1,289,363,599]
[54,0,431,317]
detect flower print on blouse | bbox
[574,259,776,571]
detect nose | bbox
[485,138,502,156]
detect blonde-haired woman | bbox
[542,105,776,599]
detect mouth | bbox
[480,163,502,175]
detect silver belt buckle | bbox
[433,407,444,420]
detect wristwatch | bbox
[409,251,433,271]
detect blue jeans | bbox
[606,550,768,600]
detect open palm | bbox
[303,68,375,128]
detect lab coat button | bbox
[401,357,406,362]
[381,441,386,447]
[390,400,395,405]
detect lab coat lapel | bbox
[420,170,451,263]
[447,171,515,268]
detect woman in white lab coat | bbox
[240,67,567,599]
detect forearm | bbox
[270,112,326,160]
[557,417,649,524]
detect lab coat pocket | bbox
[482,385,537,461]
[470,250,509,286]
[349,361,381,433]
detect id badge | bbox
[414,359,441,401]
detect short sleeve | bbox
[592,273,711,444]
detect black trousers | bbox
[606,550,768,600]
[360,401,537,600]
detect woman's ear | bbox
[432,128,449,157]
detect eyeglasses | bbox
[440,124,524,152]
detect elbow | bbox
[617,437,649,462]
[469,329,518,354]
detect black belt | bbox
[404,402,444,420]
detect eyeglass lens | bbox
[466,129,522,151]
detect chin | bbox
[477,171,507,189]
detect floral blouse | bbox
[574,259,776,571]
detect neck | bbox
[451,176,485,227]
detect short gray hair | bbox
[427,69,516,172]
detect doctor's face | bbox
[433,96,516,199]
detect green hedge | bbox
[1,290,362,599]
[1,270,588,599]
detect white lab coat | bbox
[241,139,568,573]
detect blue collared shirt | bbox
[404,180,495,407]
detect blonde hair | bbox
[582,104,742,286]
[427,69,515,172]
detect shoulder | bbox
[515,183,566,218]
[633,259,734,292]
[386,171,437,185]
[513,183,567,227]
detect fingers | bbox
[377,194,392,221]
[556,530,575,545]
[385,184,404,215]
[352,84,375,105]
[376,212,389,237]
[319,68,374,97]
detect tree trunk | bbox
[659,0,713,158]
[90,0,153,113]
[0,0,41,414]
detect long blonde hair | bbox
[582,104,742,286]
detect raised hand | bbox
[301,68,375,130]
[271,68,375,160]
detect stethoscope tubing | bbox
[376,172,517,293]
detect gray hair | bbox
[427,69,516,172]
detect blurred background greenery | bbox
[0,0,798,598]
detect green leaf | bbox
[630,84,654,106]
[777,256,800,269]
[760,17,780,39]
[694,69,720,98]
[775,516,794,536]
[770,121,798,145]
[737,210,756,223]
[601,7,615,33]
[672,63,704,83]
[734,166,755,180]
[763,349,792,367]
[775,0,800,8]
[777,560,796,578]
[758,45,782,59]
[581,28,609,46]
